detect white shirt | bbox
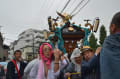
[16,62,20,70]
[29,59,67,79]
[15,61,20,74]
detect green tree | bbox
[99,25,107,46]
[89,33,98,51]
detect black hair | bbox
[14,50,22,55]
[111,12,120,28]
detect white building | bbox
[9,29,49,60]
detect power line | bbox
[56,0,65,12]
[65,0,77,12]
[61,0,71,13]
[39,0,48,14]
[49,0,61,15]
[70,0,85,15]
[47,0,56,14]
[72,0,90,17]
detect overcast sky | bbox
[0,0,120,45]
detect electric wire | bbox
[61,0,71,13]
[70,0,85,15]
[72,0,90,17]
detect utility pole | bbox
[31,34,34,59]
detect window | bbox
[34,30,38,33]
[26,34,30,37]
[36,36,41,38]
[36,41,41,44]
[25,40,30,42]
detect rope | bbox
[70,0,85,15]
[72,0,90,17]
[61,0,71,13]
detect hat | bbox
[81,46,93,54]
[70,48,82,60]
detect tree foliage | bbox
[89,33,98,51]
[99,25,107,45]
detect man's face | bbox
[14,52,22,61]
[83,50,94,61]
[75,56,82,64]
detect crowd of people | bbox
[3,12,120,79]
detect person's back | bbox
[100,33,120,79]
[100,12,120,79]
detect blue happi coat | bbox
[100,32,120,79]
